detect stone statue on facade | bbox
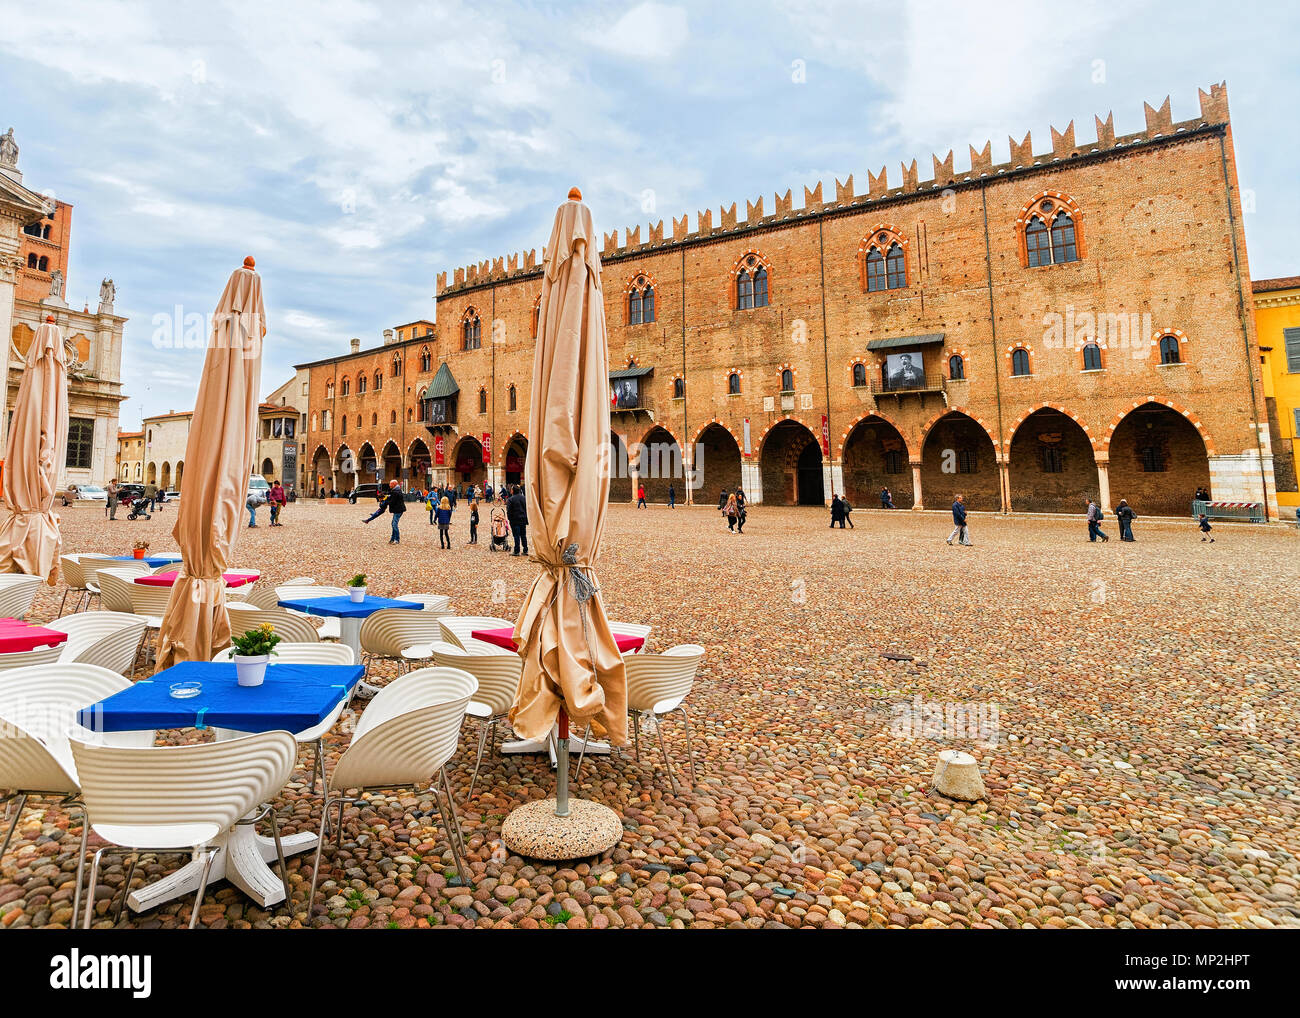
[48,269,64,299]
[0,128,17,168]
[99,277,115,304]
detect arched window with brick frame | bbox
[419,346,432,372]
[1082,342,1103,371]
[948,354,965,380]
[392,354,401,377]
[462,308,482,350]
[627,274,656,325]
[852,363,867,387]
[340,377,350,396]
[1018,192,1084,268]
[1159,334,1182,364]
[478,388,488,414]
[1011,348,1031,377]
[860,227,910,292]
[358,374,367,394]
[374,371,382,391]
[728,371,742,395]
[733,253,770,310]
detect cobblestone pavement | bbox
[3,500,1298,929]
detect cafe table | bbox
[77,659,364,912]
[0,617,68,653]
[134,570,259,587]
[469,628,644,763]
[109,553,184,568]
[276,594,423,694]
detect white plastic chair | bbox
[436,616,515,652]
[70,730,298,928]
[0,663,153,924]
[359,608,446,678]
[208,644,356,792]
[93,569,147,615]
[57,555,99,616]
[622,644,705,794]
[427,641,522,799]
[307,667,477,911]
[0,574,43,620]
[239,583,280,610]
[228,606,319,644]
[608,620,653,652]
[398,593,452,615]
[48,611,148,675]
[0,643,64,670]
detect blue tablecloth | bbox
[276,595,423,618]
[110,554,184,567]
[77,661,365,734]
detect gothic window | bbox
[463,311,482,350]
[508,385,517,411]
[673,377,685,398]
[1024,194,1083,267]
[37,256,48,271]
[1159,334,1181,364]
[340,378,350,396]
[1051,212,1079,264]
[390,410,397,424]
[341,417,347,435]
[948,355,965,380]
[628,276,656,324]
[420,346,432,372]
[326,381,335,398]
[26,253,37,268]
[392,355,401,376]
[866,248,886,291]
[852,363,867,387]
[780,368,794,392]
[1025,217,1051,267]
[1082,343,1103,371]
[736,255,769,309]
[374,372,382,391]
[371,413,378,426]
[478,388,487,414]
[728,372,741,394]
[357,375,367,394]
[1011,348,1031,376]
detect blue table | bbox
[78,660,365,734]
[77,659,365,913]
[276,595,422,671]
[110,553,184,567]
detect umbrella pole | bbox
[555,708,570,817]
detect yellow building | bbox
[115,429,144,484]
[1255,276,1300,513]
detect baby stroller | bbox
[488,506,509,552]
[122,494,151,521]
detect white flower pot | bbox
[348,586,367,603]
[233,653,269,687]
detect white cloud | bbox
[585,3,689,60]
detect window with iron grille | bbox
[1159,335,1181,365]
[884,450,904,474]
[1141,445,1165,472]
[1041,446,1064,473]
[958,449,977,473]
[66,418,93,469]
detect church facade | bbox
[302,84,1276,518]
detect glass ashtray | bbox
[169,681,202,699]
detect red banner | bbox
[820,414,830,456]
[482,432,492,463]
[434,435,445,465]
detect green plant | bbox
[543,909,573,926]
[230,622,281,657]
[133,539,150,551]
[346,573,367,588]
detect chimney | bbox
[349,337,360,354]
[383,329,394,345]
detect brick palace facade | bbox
[298,83,1276,517]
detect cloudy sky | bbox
[2,0,1297,425]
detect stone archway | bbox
[695,423,742,506]
[920,411,999,511]
[407,439,431,489]
[760,419,823,506]
[841,415,912,508]
[1007,408,1098,512]
[637,426,685,503]
[380,440,402,484]
[451,435,486,490]
[147,462,157,486]
[1108,402,1210,515]
[336,445,355,493]
[503,436,527,488]
[175,461,184,489]
[609,432,632,503]
[261,458,274,478]
[357,443,378,483]
[160,462,172,490]
[311,446,332,495]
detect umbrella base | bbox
[500,798,622,861]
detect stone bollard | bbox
[931,750,986,801]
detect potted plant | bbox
[346,573,368,603]
[132,539,150,560]
[229,622,280,687]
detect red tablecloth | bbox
[0,618,69,653]
[134,571,259,587]
[471,626,644,654]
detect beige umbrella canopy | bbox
[155,258,265,670]
[510,189,627,746]
[0,315,69,582]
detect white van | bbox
[247,475,271,505]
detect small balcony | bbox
[866,373,949,407]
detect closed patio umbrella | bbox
[155,258,265,669]
[0,315,68,582]
[502,190,625,858]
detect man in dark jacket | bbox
[829,494,846,528]
[946,494,970,546]
[364,480,407,544]
[507,484,529,556]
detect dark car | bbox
[348,484,382,504]
[117,483,146,500]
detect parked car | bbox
[162,489,181,502]
[247,475,271,505]
[117,483,146,500]
[348,484,381,504]
[60,484,107,504]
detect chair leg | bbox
[265,806,291,907]
[70,801,89,928]
[335,798,347,847]
[0,792,25,864]
[654,715,681,796]
[114,852,139,925]
[309,739,323,795]
[675,706,699,789]
[189,849,216,928]
[57,588,69,617]
[572,722,593,784]
[436,769,469,886]
[84,847,107,928]
[307,796,334,916]
[467,720,490,801]
[633,712,642,762]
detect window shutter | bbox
[1285,327,1300,373]
[1293,407,1300,434]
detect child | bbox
[436,496,453,549]
[469,499,480,545]
[489,504,509,552]
[1199,513,1215,542]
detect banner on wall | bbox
[482,432,492,463]
[820,415,830,456]
[743,418,751,457]
[434,435,445,465]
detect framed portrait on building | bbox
[885,350,925,391]
[612,378,639,409]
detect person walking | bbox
[426,488,437,526]
[106,478,119,520]
[1116,499,1136,542]
[724,492,739,532]
[468,499,480,544]
[830,494,847,529]
[946,494,970,545]
[1199,513,1215,542]
[143,481,158,512]
[880,487,894,509]
[668,483,676,508]
[734,488,747,534]
[843,495,855,529]
[364,479,407,544]
[507,483,529,556]
[717,489,728,511]
[637,483,647,508]
[1086,498,1109,542]
[484,481,494,503]
[434,496,453,549]
[268,479,287,526]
